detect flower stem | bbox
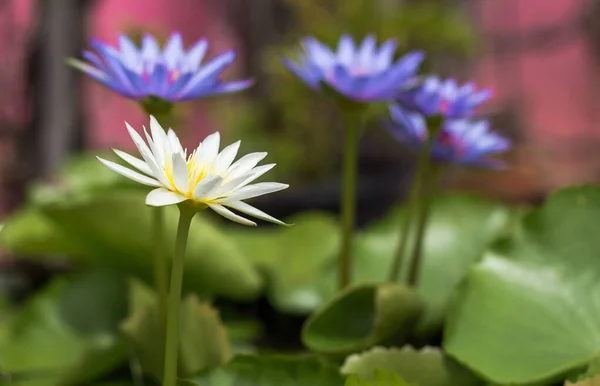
[387,160,423,283]
[406,140,439,288]
[152,206,169,331]
[163,206,195,386]
[339,111,361,291]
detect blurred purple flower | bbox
[399,77,492,118]
[387,104,511,169]
[284,34,424,102]
[69,32,253,101]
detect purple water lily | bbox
[284,34,424,102]
[387,104,511,169]
[69,32,253,101]
[399,76,492,118]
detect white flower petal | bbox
[146,188,188,207]
[219,182,289,203]
[149,115,170,154]
[237,163,276,188]
[112,149,152,175]
[208,174,250,199]
[171,153,189,193]
[213,164,275,198]
[144,126,165,168]
[225,152,267,180]
[224,201,288,226]
[193,175,223,200]
[208,203,256,226]
[167,129,184,154]
[125,122,170,186]
[97,157,161,187]
[197,132,220,167]
[213,141,240,175]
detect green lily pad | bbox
[302,283,423,355]
[121,281,230,381]
[341,346,483,386]
[2,190,262,300]
[232,212,340,313]
[0,207,82,256]
[192,354,344,386]
[346,370,409,386]
[444,185,600,385]
[353,193,512,336]
[0,269,128,386]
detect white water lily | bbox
[98,116,289,226]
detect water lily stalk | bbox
[163,204,195,386]
[406,127,441,288]
[338,109,362,290]
[388,149,427,283]
[152,206,168,329]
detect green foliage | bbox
[192,354,344,386]
[0,269,127,386]
[232,193,512,340]
[444,186,600,385]
[1,189,262,300]
[341,346,483,386]
[302,284,423,355]
[231,212,340,313]
[345,370,409,386]
[219,0,478,182]
[122,282,231,381]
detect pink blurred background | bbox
[0,0,598,214]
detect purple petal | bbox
[302,37,335,69]
[148,64,170,97]
[83,50,106,71]
[91,40,137,96]
[182,39,208,72]
[118,34,141,72]
[179,79,254,100]
[336,34,356,67]
[162,32,184,70]
[141,34,160,72]
[283,57,320,89]
[174,50,236,98]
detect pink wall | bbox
[475,0,599,187]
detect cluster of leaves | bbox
[2,150,600,385]
[217,0,478,182]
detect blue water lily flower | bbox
[69,32,253,101]
[284,34,424,102]
[387,105,510,168]
[399,76,492,118]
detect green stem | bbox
[406,148,439,288]
[163,206,195,386]
[387,154,426,283]
[338,113,360,291]
[152,207,169,331]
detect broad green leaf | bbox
[232,194,511,337]
[353,193,512,336]
[0,270,127,386]
[232,212,340,313]
[9,190,262,300]
[566,375,600,386]
[444,185,600,385]
[122,282,230,381]
[302,284,423,354]
[28,152,141,205]
[0,207,82,256]
[346,370,409,386]
[192,354,344,386]
[341,346,483,386]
